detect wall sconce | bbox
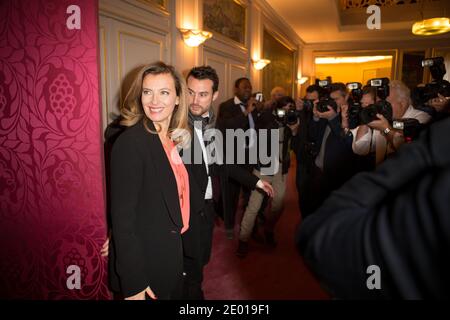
[252,59,271,70]
[297,77,309,85]
[179,29,212,47]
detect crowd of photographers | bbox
[274,56,450,219]
[294,57,450,299]
[224,56,449,259]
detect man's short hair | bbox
[187,65,219,92]
[306,85,321,94]
[330,82,347,96]
[271,86,286,96]
[235,77,250,88]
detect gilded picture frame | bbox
[203,0,247,46]
[262,29,295,99]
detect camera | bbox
[392,118,423,141]
[316,97,338,113]
[347,82,363,127]
[276,108,299,125]
[422,57,446,81]
[275,96,298,125]
[368,77,390,100]
[316,79,332,94]
[347,82,363,102]
[411,57,450,110]
[348,78,393,124]
[359,100,393,124]
[314,79,338,113]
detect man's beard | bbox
[189,104,210,117]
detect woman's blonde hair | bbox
[120,61,191,147]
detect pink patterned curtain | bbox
[0,0,110,299]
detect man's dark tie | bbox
[202,116,214,149]
[202,116,210,134]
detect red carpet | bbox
[203,156,330,300]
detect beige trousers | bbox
[239,168,287,242]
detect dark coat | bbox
[216,97,259,171]
[308,115,360,189]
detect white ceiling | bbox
[265,0,450,44]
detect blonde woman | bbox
[108,62,202,300]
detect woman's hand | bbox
[125,286,157,300]
[101,237,109,257]
[368,113,390,132]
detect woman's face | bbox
[141,73,179,127]
[361,93,375,108]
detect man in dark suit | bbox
[182,66,273,299]
[297,116,450,299]
[215,77,259,238]
[304,82,361,217]
[291,85,322,218]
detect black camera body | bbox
[347,82,363,127]
[392,118,423,141]
[316,79,332,94]
[359,100,393,124]
[348,99,362,128]
[276,108,299,125]
[274,96,298,126]
[423,57,446,81]
[412,80,450,107]
[316,97,338,113]
[368,77,390,100]
[412,57,450,111]
[346,77,393,125]
[347,82,363,102]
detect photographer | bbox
[216,77,260,239]
[412,57,450,124]
[236,96,297,257]
[349,86,378,171]
[302,83,360,217]
[291,85,321,218]
[428,94,450,120]
[353,80,431,166]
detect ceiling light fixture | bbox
[412,17,450,36]
[412,0,450,36]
